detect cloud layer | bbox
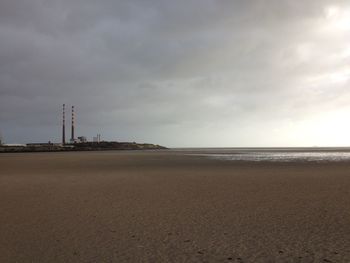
[1,0,350,146]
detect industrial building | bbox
[61,104,97,144]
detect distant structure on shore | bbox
[0,105,166,152]
[70,105,75,143]
[93,134,101,143]
[62,104,66,144]
[61,104,100,145]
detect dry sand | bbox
[1,151,350,262]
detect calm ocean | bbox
[172,147,350,162]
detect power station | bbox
[0,105,164,151]
[61,104,91,145]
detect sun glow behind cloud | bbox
[259,4,350,147]
[292,109,350,146]
[324,5,350,31]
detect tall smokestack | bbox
[62,104,66,144]
[71,105,75,143]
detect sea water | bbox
[176,148,350,162]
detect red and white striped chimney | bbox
[62,104,66,144]
[71,106,75,143]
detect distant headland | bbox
[0,141,167,153]
[0,104,167,153]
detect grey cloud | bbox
[1,0,349,146]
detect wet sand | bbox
[1,151,350,262]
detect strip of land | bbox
[0,141,166,153]
[0,151,349,262]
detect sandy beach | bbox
[1,151,350,262]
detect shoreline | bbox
[0,141,167,153]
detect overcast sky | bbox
[1,0,350,147]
